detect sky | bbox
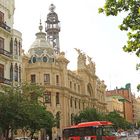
[14,0,140,96]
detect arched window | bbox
[19,41,21,56]
[14,38,18,55]
[32,57,36,63]
[56,75,59,85]
[19,65,21,82]
[75,98,77,108]
[10,38,13,54]
[10,63,13,80]
[87,83,93,96]
[56,112,60,128]
[70,97,72,107]
[56,92,60,105]
[79,99,81,109]
[14,63,18,81]
[71,113,74,125]
[70,81,72,88]
[43,56,47,62]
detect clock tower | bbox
[45,4,60,54]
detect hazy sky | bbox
[14,0,139,96]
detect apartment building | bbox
[106,84,135,123]
[0,0,22,86]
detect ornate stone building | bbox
[22,4,107,139]
[0,0,22,86]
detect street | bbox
[119,135,139,140]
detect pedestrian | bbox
[46,134,49,140]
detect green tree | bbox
[23,103,54,139]
[99,0,140,57]
[137,120,140,128]
[0,83,55,140]
[106,111,131,130]
[74,108,105,124]
[0,85,23,140]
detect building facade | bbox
[0,0,22,86]
[106,84,135,123]
[131,94,137,125]
[22,4,107,139]
[105,95,123,117]
[135,97,140,123]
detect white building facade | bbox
[0,0,22,86]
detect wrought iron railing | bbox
[0,76,12,85]
[0,22,11,32]
[0,48,12,58]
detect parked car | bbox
[112,132,121,137]
[134,130,139,135]
[14,137,31,140]
[120,131,128,137]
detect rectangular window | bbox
[56,75,59,85]
[83,102,85,109]
[56,92,60,105]
[70,81,72,88]
[45,92,51,103]
[75,99,77,108]
[31,74,36,83]
[78,85,80,92]
[0,64,4,82]
[44,74,50,84]
[70,97,72,107]
[74,83,76,90]
[19,66,21,82]
[79,100,81,109]
[14,64,18,82]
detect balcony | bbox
[0,76,12,85]
[0,48,12,58]
[0,22,11,32]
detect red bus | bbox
[62,121,119,140]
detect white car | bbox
[14,137,31,140]
[120,131,128,137]
[134,130,139,135]
[112,132,121,137]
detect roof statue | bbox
[74,48,82,55]
[87,55,92,63]
[87,55,95,73]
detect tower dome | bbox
[28,21,55,64]
[46,4,59,23]
[29,21,50,49]
[45,4,60,54]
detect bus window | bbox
[96,127,102,136]
[102,126,115,136]
[79,127,96,136]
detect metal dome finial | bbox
[39,19,43,32]
[49,4,55,12]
